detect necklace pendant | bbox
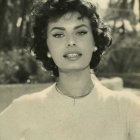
[74,98,76,105]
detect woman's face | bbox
[47,12,95,73]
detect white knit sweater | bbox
[0,80,140,140]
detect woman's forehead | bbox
[61,12,82,20]
[48,12,90,28]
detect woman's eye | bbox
[52,33,64,38]
[76,31,88,36]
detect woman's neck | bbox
[56,67,94,98]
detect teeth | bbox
[67,53,79,57]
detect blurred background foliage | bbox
[0,0,140,88]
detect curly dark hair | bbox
[30,0,112,77]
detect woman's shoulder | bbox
[14,83,56,103]
[0,84,55,138]
[93,76,140,106]
[0,83,56,115]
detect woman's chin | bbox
[58,65,90,73]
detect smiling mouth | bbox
[63,53,82,60]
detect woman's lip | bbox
[63,53,82,61]
[63,53,82,58]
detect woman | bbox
[0,0,140,140]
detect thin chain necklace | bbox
[55,83,94,105]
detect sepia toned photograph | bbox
[0,0,140,139]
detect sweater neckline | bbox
[53,81,96,105]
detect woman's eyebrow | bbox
[50,24,88,32]
[50,27,65,32]
[74,24,88,30]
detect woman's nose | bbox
[67,36,76,47]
